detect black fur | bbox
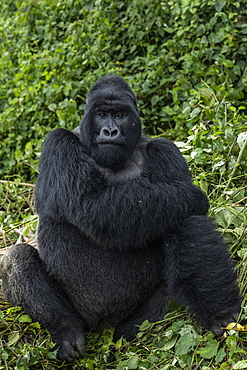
[0,75,241,363]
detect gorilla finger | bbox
[210,324,225,337]
[221,312,240,328]
[75,337,86,356]
[57,341,80,363]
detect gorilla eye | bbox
[99,112,107,117]
[116,113,124,118]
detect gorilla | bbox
[1,75,241,363]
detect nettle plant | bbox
[173,91,247,295]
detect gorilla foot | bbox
[52,320,86,363]
[210,312,239,337]
[55,338,86,363]
[113,322,138,343]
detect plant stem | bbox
[0,180,35,188]
[226,138,247,189]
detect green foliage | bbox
[0,0,247,179]
[0,1,247,369]
[1,304,247,369]
[0,304,58,369]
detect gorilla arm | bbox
[35,128,208,249]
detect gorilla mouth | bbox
[99,142,122,146]
[97,140,125,146]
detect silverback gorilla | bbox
[1,75,241,362]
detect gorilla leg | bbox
[170,216,241,334]
[0,244,87,362]
[113,282,168,342]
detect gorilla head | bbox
[80,75,142,171]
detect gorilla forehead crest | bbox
[85,75,138,109]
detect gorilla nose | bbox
[100,127,121,140]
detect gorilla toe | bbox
[52,324,86,363]
[56,336,86,363]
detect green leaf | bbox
[214,1,226,12]
[48,103,57,112]
[30,322,41,329]
[233,361,247,369]
[164,27,174,34]
[21,225,31,237]
[85,359,95,370]
[162,336,177,350]
[136,31,144,40]
[67,100,77,114]
[175,333,197,355]
[47,350,58,359]
[1,351,9,361]
[127,357,139,369]
[151,95,160,106]
[140,320,152,331]
[15,150,23,161]
[196,338,218,359]
[18,314,33,323]
[225,59,234,68]
[115,337,123,349]
[237,132,247,149]
[147,355,158,363]
[8,331,20,346]
[6,307,22,314]
[215,348,227,363]
[197,24,206,36]
[190,107,201,119]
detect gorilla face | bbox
[80,75,142,171]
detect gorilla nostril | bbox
[103,129,111,137]
[111,130,119,137]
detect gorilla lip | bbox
[98,141,123,145]
[97,139,125,146]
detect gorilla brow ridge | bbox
[86,93,137,112]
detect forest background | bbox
[0,0,247,369]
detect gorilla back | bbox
[1,74,241,363]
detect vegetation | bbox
[0,0,246,369]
